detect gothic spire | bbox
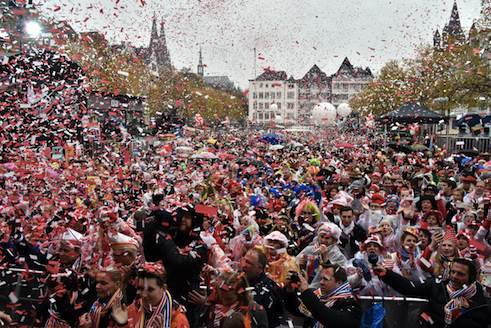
[150,12,158,46]
[433,29,441,48]
[444,1,465,42]
[158,18,171,69]
[197,47,204,77]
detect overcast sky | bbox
[36,0,483,88]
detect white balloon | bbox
[337,103,352,117]
[270,103,278,111]
[312,102,336,126]
[274,113,283,125]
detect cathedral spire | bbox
[158,19,171,69]
[150,12,158,46]
[433,29,441,49]
[197,47,204,77]
[441,1,465,47]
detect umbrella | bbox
[456,114,482,128]
[379,103,445,124]
[388,143,413,153]
[289,141,303,148]
[335,143,355,149]
[175,146,193,153]
[269,144,284,151]
[458,149,480,157]
[410,144,429,152]
[260,133,284,145]
[191,152,218,159]
[218,152,236,160]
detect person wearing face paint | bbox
[419,228,460,280]
[296,222,347,287]
[127,263,189,328]
[394,227,426,282]
[346,236,398,296]
[263,231,299,287]
[358,193,386,232]
[374,258,490,328]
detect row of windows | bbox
[252,91,297,99]
[254,83,296,89]
[251,102,296,110]
[253,112,296,120]
[253,92,282,99]
[332,82,368,91]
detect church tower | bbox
[146,12,171,72]
[433,29,441,49]
[442,1,466,47]
[197,47,204,77]
[159,19,171,69]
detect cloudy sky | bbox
[36,0,483,88]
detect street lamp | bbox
[17,17,42,52]
[25,21,42,38]
[433,96,449,134]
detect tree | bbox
[350,60,416,115]
[350,42,491,116]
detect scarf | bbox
[136,290,172,328]
[315,281,353,308]
[340,221,355,236]
[444,282,477,326]
[89,289,122,328]
[299,282,353,328]
[44,311,71,328]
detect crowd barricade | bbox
[358,296,428,328]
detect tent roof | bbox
[379,103,445,124]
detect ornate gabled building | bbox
[331,57,373,106]
[297,64,332,124]
[248,60,372,125]
[434,1,466,49]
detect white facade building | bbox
[248,71,299,125]
[331,57,373,106]
[248,59,372,125]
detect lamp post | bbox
[433,96,449,134]
[16,16,42,52]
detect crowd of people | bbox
[1,48,490,328]
[0,123,490,328]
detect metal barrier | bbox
[435,135,491,153]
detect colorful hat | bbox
[443,227,457,243]
[370,193,385,205]
[402,226,419,239]
[361,235,384,250]
[317,222,342,241]
[109,232,139,251]
[456,231,472,241]
[264,231,289,247]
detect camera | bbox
[368,252,379,266]
[289,271,300,283]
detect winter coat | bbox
[381,269,490,328]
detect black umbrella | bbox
[388,143,413,153]
[378,103,445,124]
[458,149,480,157]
